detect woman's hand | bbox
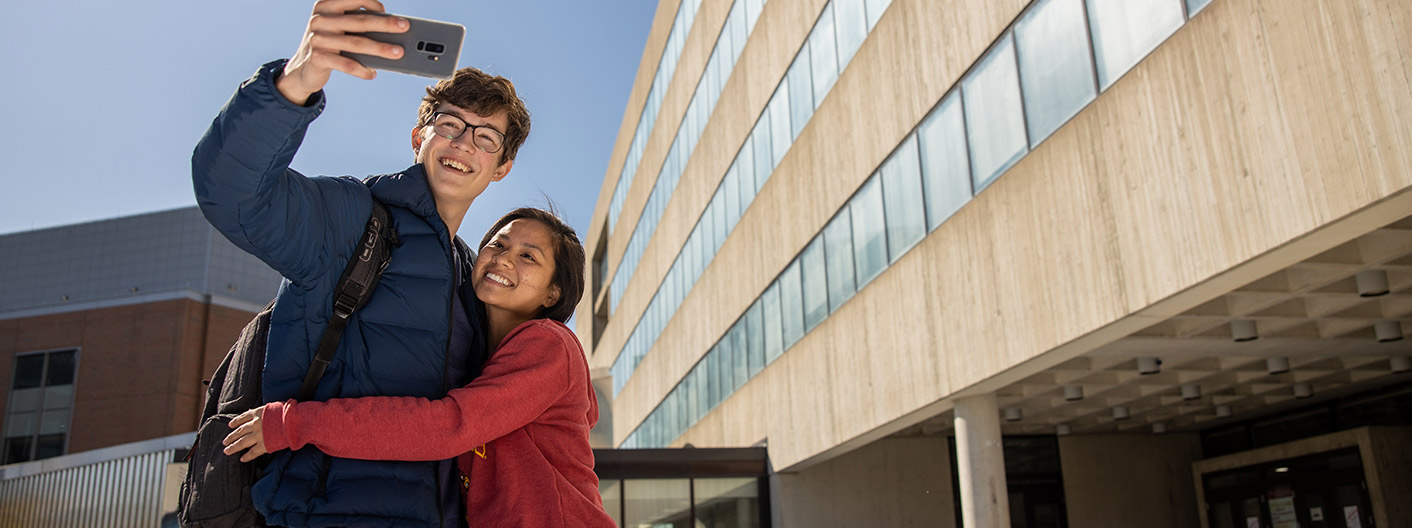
[222,407,269,462]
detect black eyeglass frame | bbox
[428,111,507,154]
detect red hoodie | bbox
[261,319,615,528]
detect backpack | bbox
[177,199,398,528]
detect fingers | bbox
[240,442,268,463]
[310,11,409,36]
[228,410,253,429]
[221,407,268,460]
[311,0,388,16]
[222,425,255,455]
[222,419,269,461]
[309,31,405,61]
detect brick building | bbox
[0,207,279,462]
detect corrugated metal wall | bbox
[0,449,174,528]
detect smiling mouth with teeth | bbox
[486,272,513,286]
[441,158,471,173]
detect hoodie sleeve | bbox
[261,321,572,461]
[191,59,371,286]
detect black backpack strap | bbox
[297,199,399,401]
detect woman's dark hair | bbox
[478,207,584,323]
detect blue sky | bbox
[0,0,657,244]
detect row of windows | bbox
[607,0,705,233]
[610,0,897,395]
[623,0,1217,448]
[608,0,774,315]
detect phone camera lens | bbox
[425,42,445,54]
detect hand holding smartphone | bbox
[343,12,465,80]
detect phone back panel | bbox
[343,15,465,79]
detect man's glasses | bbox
[428,112,506,154]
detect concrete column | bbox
[954,393,1010,528]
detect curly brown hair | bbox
[417,67,531,163]
[478,207,585,324]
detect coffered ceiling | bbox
[908,215,1412,438]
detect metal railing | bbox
[0,433,192,528]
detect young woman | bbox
[221,207,615,527]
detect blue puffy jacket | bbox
[193,60,484,527]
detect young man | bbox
[191,1,530,525]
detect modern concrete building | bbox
[578,0,1412,526]
[0,207,280,463]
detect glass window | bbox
[731,3,748,60]
[12,355,43,390]
[690,368,705,423]
[713,189,727,251]
[736,141,755,206]
[703,62,720,110]
[823,208,856,313]
[787,53,814,140]
[809,4,840,107]
[724,166,741,232]
[746,0,763,30]
[1015,0,1097,146]
[834,0,869,68]
[684,109,698,154]
[687,227,702,282]
[762,282,784,364]
[850,177,888,287]
[752,121,773,192]
[695,477,762,528]
[1187,0,1213,16]
[736,152,756,214]
[746,300,765,377]
[768,87,792,168]
[962,34,1028,191]
[880,135,926,261]
[5,350,76,465]
[801,236,828,332]
[864,0,893,30]
[715,46,731,95]
[731,322,748,391]
[624,479,691,527]
[1087,0,1185,90]
[918,92,973,230]
[779,260,805,349]
[707,345,722,410]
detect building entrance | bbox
[1203,448,1373,528]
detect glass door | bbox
[1203,448,1374,528]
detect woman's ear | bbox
[543,285,561,309]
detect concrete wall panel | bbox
[1059,433,1202,528]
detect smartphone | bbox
[343,12,465,80]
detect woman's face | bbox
[473,218,560,321]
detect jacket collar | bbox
[365,164,439,219]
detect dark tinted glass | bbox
[13,355,44,389]
[3,437,33,464]
[35,433,65,460]
[46,351,76,386]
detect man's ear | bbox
[411,127,424,155]
[490,158,514,183]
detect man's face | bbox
[412,104,514,209]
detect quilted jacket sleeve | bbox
[261,320,573,461]
[192,59,370,286]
